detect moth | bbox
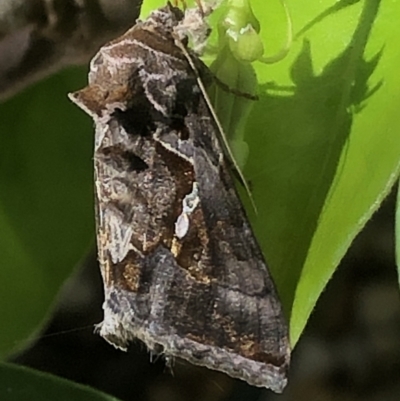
[69,3,290,393]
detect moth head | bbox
[145,3,184,35]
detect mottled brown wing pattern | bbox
[69,4,290,393]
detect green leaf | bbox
[0,362,120,401]
[242,0,400,344]
[0,69,94,356]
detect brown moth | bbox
[69,3,290,393]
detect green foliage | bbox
[0,363,121,401]
[0,0,399,396]
[0,69,94,356]
[242,0,400,344]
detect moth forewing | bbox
[69,3,290,393]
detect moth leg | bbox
[196,58,259,101]
[213,75,259,101]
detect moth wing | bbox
[137,100,291,392]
